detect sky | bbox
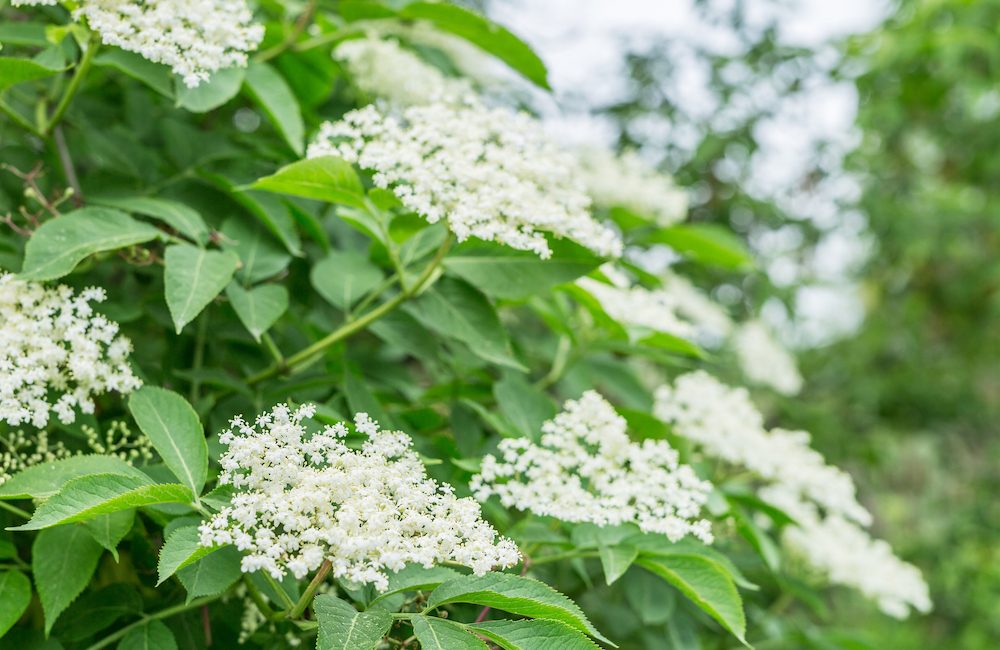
[489,0,889,346]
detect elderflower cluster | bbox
[660,271,733,344]
[334,34,473,106]
[472,391,714,543]
[0,274,141,428]
[307,101,623,259]
[14,0,264,87]
[199,404,519,589]
[733,320,803,395]
[576,273,696,341]
[577,147,689,226]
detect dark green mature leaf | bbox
[158,526,222,585]
[206,174,304,256]
[412,616,486,649]
[406,277,526,371]
[19,207,160,281]
[52,583,141,641]
[95,48,174,98]
[0,22,48,46]
[636,556,747,645]
[176,546,242,602]
[92,196,209,244]
[221,216,292,284]
[493,373,555,439]
[622,567,675,626]
[11,474,193,531]
[443,240,602,299]
[471,619,601,650]
[226,282,289,341]
[32,525,104,634]
[311,250,384,310]
[0,570,31,637]
[128,386,208,495]
[599,544,638,586]
[399,2,550,89]
[251,156,365,208]
[0,56,61,92]
[82,509,135,561]
[244,62,305,155]
[175,67,244,112]
[164,244,240,333]
[118,619,178,650]
[649,224,753,269]
[369,565,461,606]
[0,454,148,500]
[426,573,609,643]
[314,594,392,650]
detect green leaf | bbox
[221,216,292,284]
[0,22,48,47]
[412,616,486,649]
[128,386,208,495]
[203,173,304,256]
[636,556,747,645]
[399,2,550,89]
[0,570,31,637]
[19,207,160,281]
[0,56,61,92]
[634,331,703,358]
[32,525,104,634]
[94,48,174,98]
[493,373,555,439]
[622,568,675,625]
[311,251,384,310]
[628,536,758,591]
[92,196,209,244]
[176,67,245,112]
[82,509,135,561]
[118,619,178,650]
[226,282,288,341]
[314,594,392,650]
[176,546,242,602]
[443,239,602,299]
[0,454,148,500]
[157,526,222,586]
[369,565,461,606]
[599,544,638,586]
[164,244,240,333]
[425,573,609,644]
[243,62,304,155]
[471,619,601,650]
[406,277,526,371]
[251,156,365,208]
[11,474,193,531]
[53,583,141,642]
[649,224,753,269]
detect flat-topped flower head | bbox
[733,320,803,395]
[0,274,141,428]
[307,101,623,259]
[199,404,519,589]
[472,390,714,543]
[578,147,689,226]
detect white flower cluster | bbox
[660,271,733,344]
[733,320,803,395]
[0,274,141,428]
[577,147,689,226]
[307,102,623,259]
[14,0,264,87]
[577,276,695,341]
[199,404,519,590]
[471,391,714,543]
[334,34,473,107]
[654,371,930,616]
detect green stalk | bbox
[43,32,100,137]
[286,559,331,619]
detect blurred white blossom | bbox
[660,271,733,344]
[578,147,689,226]
[733,320,803,395]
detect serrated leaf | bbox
[628,536,758,591]
[369,565,461,606]
[0,56,61,92]
[94,48,174,98]
[92,196,208,244]
[82,509,135,561]
[128,386,208,495]
[412,616,486,650]
[311,250,384,310]
[157,526,222,586]
[425,573,609,644]
[0,570,31,637]
[244,62,304,155]
[251,156,365,208]
[164,244,239,333]
[176,546,241,602]
[471,619,600,650]
[33,525,104,634]
[119,619,178,650]
[599,544,638,586]
[225,282,288,341]
[11,474,193,531]
[0,454,148,500]
[314,594,392,650]
[176,67,244,112]
[19,207,160,281]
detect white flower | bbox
[577,271,696,341]
[199,404,519,590]
[14,0,264,87]
[660,271,733,344]
[472,391,714,544]
[733,320,803,395]
[307,101,623,259]
[334,34,473,107]
[577,147,689,226]
[0,274,141,428]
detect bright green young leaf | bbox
[128,386,208,495]
[493,373,555,439]
[412,616,486,650]
[311,250,384,310]
[649,224,753,269]
[32,525,104,634]
[599,544,638,586]
[314,594,392,650]
[164,244,240,333]
[11,474,193,531]
[0,570,31,637]
[0,454,148,500]
[118,619,178,650]
[92,196,209,244]
[176,546,242,602]
[369,565,462,606]
[94,48,174,98]
[0,56,61,92]
[82,509,135,561]
[19,207,160,281]
[636,556,747,645]
[628,536,758,591]
[251,156,365,208]
[226,282,289,341]
[425,573,609,644]
[157,526,222,586]
[175,67,245,112]
[243,62,305,155]
[471,619,601,650]
[635,331,704,358]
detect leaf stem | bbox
[0,500,31,519]
[287,559,331,619]
[83,595,221,650]
[261,332,286,367]
[254,0,319,63]
[243,574,283,621]
[43,32,100,137]
[0,99,42,136]
[264,572,297,611]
